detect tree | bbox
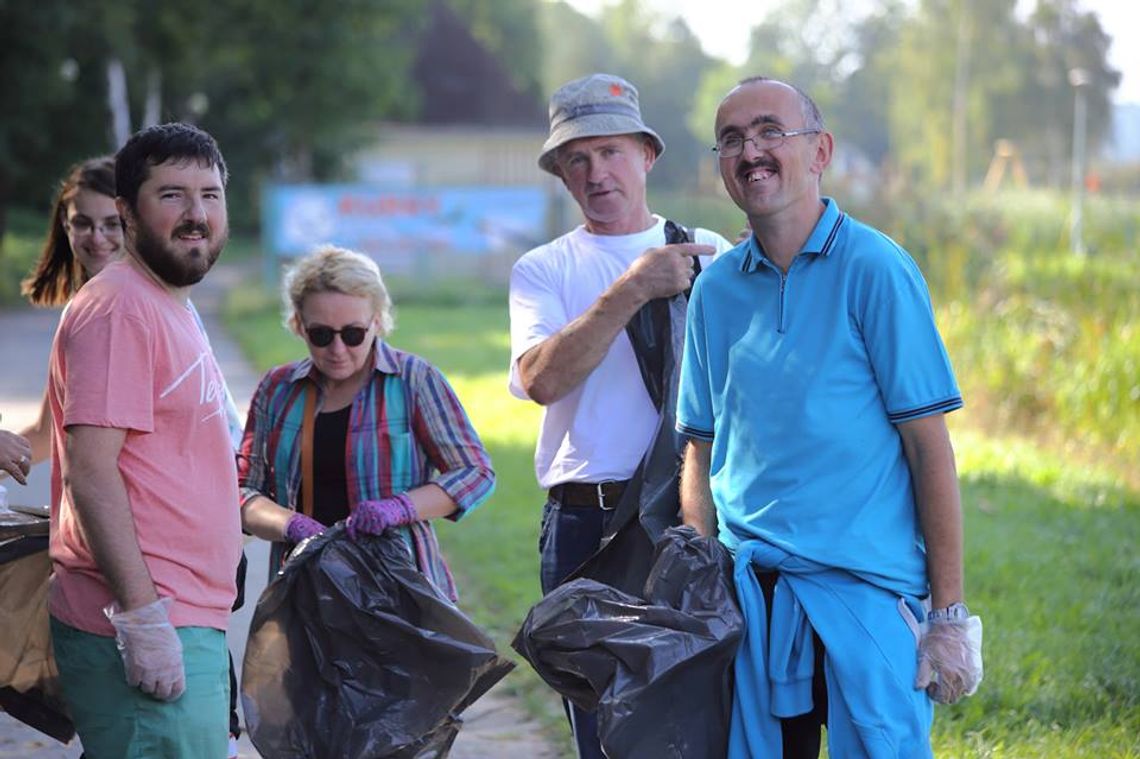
[538,1,619,95]
[584,1,719,189]
[0,0,430,238]
[876,0,1118,191]
[0,0,115,241]
[198,0,423,225]
[708,0,897,172]
[450,0,544,105]
[829,6,906,169]
[1009,0,1120,186]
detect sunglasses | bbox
[305,324,370,348]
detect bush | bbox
[645,186,1140,476]
[0,208,49,307]
[924,192,1140,469]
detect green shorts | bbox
[50,616,229,759]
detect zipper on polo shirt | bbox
[778,272,788,334]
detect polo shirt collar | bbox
[287,337,398,384]
[740,197,845,273]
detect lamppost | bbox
[1069,67,1090,257]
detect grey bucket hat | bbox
[538,73,666,175]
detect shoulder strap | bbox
[663,218,690,245]
[664,219,701,293]
[300,383,317,518]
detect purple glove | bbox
[346,492,418,541]
[284,512,326,544]
[915,616,984,704]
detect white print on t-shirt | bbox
[160,350,226,423]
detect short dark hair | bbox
[737,76,825,131]
[115,122,228,212]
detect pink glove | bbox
[915,615,984,704]
[346,492,418,541]
[284,512,326,543]
[104,597,185,701]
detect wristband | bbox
[927,601,970,623]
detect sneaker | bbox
[228,734,239,759]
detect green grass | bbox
[935,426,1140,758]
[225,277,1140,757]
[0,208,49,306]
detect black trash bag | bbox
[513,526,742,759]
[241,524,514,758]
[574,219,699,598]
[623,220,700,413]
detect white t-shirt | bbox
[508,215,733,489]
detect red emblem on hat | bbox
[609,83,622,96]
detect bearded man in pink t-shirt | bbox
[47,122,242,759]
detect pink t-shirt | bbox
[47,260,241,635]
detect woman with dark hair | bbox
[22,156,121,308]
[15,157,122,465]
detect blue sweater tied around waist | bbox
[729,540,934,758]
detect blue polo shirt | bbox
[677,198,962,596]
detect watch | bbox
[927,602,970,623]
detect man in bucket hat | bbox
[508,73,733,757]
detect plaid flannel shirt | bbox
[237,340,494,600]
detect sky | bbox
[563,0,1139,104]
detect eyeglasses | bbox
[712,126,822,158]
[305,324,370,348]
[65,218,124,237]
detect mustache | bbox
[171,222,210,238]
[737,157,778,179]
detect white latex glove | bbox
[915,615,984,704]
[104,597,185,701]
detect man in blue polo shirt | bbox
[678,76,983,757]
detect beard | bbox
[133,218,228,288]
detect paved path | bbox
[0,261,560,758]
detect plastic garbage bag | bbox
[513,526,742,759]
[241,525,514,758]
[575,291,690,598]
[623,219,699,413]
[574,220,697,598]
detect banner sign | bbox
[262,184,547,274]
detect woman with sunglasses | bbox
[236,245,495,599]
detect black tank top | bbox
[299,405,351,526]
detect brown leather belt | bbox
[549,480,629,510]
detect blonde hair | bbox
[282,245,395,336]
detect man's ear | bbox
[811,132,834,177]
[642,137,658,172]
[115,197,134,235]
